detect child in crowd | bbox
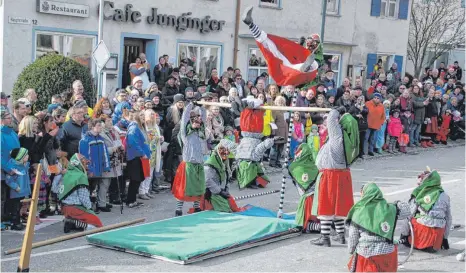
[5,148,31,230]
[290,112,304,159]
[387,109,403,153]
[307,124,320,160]
[376,100,391,152]
[437,109,452,144]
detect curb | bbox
[264,140,465,174]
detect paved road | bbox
[1,144,465,272]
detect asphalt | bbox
[1,140,465,272]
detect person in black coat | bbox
[153,56,173,88]
[162,76,180,105]
[349,95,369,158]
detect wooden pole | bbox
[6,218,145,256]
[196,101,332,113]
[277,89,298,218]
[17,163,42,272]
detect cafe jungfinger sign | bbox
[103,2,226,33]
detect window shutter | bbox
[398,0,409,19]
[371,0,381,17]
[367,53,378,77]
[394,55,404,74]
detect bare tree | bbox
[407,0,465,77]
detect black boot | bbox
[175,210,182,217]
[310,235,331,247]
[397,235,410,247]
[331,233,346,244]
[64,219,73,233]
[193,208,202,213]
[242,6,254,25]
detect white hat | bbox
[132,76,143,85]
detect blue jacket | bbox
[126,122,150,161]
[112,101,131,125]
[5,160,31,199]
[1,125,20,180]
[79,132,110,177]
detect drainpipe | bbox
[233,0,241,68]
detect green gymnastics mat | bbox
[86,211,300,264]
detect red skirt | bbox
[62,205,103,227]
[303,194,318,226]
[408,218,445,250]
[172,161,205,202]
[313,169,354,217]
[347,247,398,272]
[425,116,439,134]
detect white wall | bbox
[2,0,412,96]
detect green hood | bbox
[288,144,319,192]
[205,151,227,184]
[340,113,360,166]
[411,171,443,213]
[58,154,89,201]
[346,183,397,241]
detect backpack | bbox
[339,113,360,166]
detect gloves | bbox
[335,106,346,115]
[219,190,230,199]
[299,36,306,46]
[442,238,450,250]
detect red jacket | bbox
[387,116,403,137]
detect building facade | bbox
[0,0,412,97]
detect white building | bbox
[0,0,412,97]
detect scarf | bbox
[346,183,397,241]
[186,123,206,139]
[103,109,112,115]
[411,171,443,213]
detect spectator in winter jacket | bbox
[153,56,173,88]
[365,93,386,156]
[4,148,31,230]
[110,89,128,108]
[323,69,336,90]
[410,87,428,146]
[207,68,220,91]
[387,109,403,153]
[349,95,368,158]
[59,107,88,160]
[399,89,413,113]
[336,89,352,112]
[125,112,151,208]
[387,63,401,93]
[162,76,180,105]
[451,84,464,104]
[112,101,131,126]
[79,118,111,212]
[336,77,351,101]
[453,61,463,81]
[1,107,20,178]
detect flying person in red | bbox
[242,6,320,86]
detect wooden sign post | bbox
[17,163,42,272]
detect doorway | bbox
[122,38,146,88]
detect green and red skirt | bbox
[312,169,354,217]
[172,161,205,202]
[189,195,245,213]
[295,192,318,227]
[237,161,270,189]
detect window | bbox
[247,48,269,83]
[259,0,280,8]
[381,0,398,17]
[35,32,95,72]
[326,0,340,14]
[376,54,395,72]
[323,53,341,86]
[177,43,221,82]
